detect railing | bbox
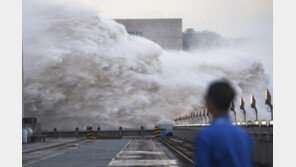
[173,124,273,167]
[173,89,273,127]
[41,126,155,138]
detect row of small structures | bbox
[174,89,273,127]
[49,126,146,139]
[49,126,165,139]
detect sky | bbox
[67,0,273,38]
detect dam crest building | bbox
[115,18,183,50]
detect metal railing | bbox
[173,89,273,127]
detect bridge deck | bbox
[108,138,179,166]
[23,139,130,167]
[23,138,193,167]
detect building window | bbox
[136,31,143,36]
[128,31,143,37]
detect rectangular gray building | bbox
[115,18,183,50]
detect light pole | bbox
[265,89,273,125]
[230,101,236,124]
[202,108,207,125]
[250,94,259,125]
[206,107,211,124]
[240,97,246,126]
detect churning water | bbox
[23,0,272,130]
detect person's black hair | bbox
[205,80,236,111]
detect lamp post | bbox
[198,109,202,124]
[250,94,259,125]
[202,108,207,125]
[206,107,211,124]
[230,101,236,124]
[240,97,246,126]
[265,89,273,125]
[190,111,194,124]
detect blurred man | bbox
[195,80,253,167]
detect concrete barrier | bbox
[86,126,93,139]
[41,127,155,139]
[154,126,160,137]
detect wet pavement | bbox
[108,138,179,166]
[23,139,129,167]
[23,138,190,167]
[23,138,81,154]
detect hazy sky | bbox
[68,0,272,38]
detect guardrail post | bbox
[53,127,57,138]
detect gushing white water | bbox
[23,0,272,130]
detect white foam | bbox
[23,0,272,130]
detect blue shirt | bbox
[194,114,254,167]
